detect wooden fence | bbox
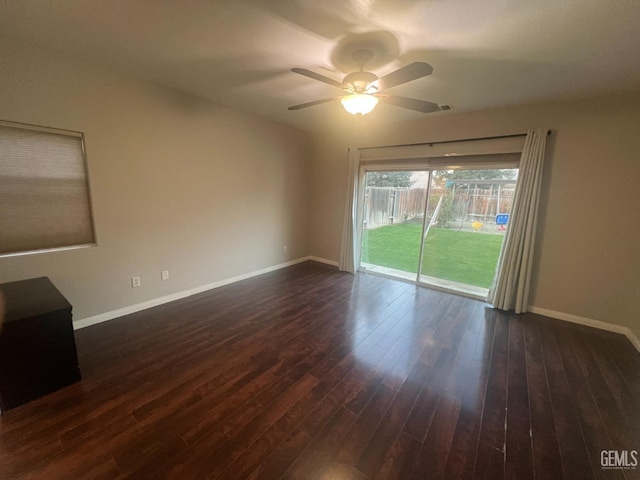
[363,187,426,229]
[363,184,516,229]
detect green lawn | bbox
[361,223,504,288]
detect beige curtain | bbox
[338,147,361,273]
[487,128,548,312]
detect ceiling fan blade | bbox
[379,95,440,113]
[291,68,343,89]
[378,62,433,90]
[288,97,339,110]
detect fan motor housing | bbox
[343,71,379,93]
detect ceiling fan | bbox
[288,49,439,116]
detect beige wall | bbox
[0,41,312,321]
[309,95,640,339]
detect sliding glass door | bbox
[418,168,518,296]
[360,170,428,280]
[359,166,518,298]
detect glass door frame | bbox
[356,161,519,300]
[356,164,433,285]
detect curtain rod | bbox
[359,129,552,150]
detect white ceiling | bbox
[1,0,639,132]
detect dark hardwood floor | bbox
[1,261,639,479]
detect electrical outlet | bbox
[283,245,288,253]
[161,270,169,281]
[131,276,141,288]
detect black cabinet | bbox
[0,277,81,413]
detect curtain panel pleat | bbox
[339,147,361,273]
[487,128,548,312]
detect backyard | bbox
[361,223,504,288]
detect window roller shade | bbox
[0,122,95,256]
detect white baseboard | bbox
[528,306,640,353]
[307,256,339,267]
[74,256,312,330]
[75,261,639,355]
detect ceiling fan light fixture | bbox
[341,94,378,115]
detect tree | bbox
[433,168,517,183]
[366,171,414,187]
[437,196,455,228]
[433,168,518,188]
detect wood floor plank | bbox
[403,347,456,442]
[298,343,389,439]
[538,322,596,480]
[355,357,431,479]
[246,428,313,480]
[282,407,358,479]
[343,334,412,415]
[505,315,534,480]
[374,431,423,480]
[409,393,461,480]
[442,308,496,480]
[523,319,564,480]
[336,383,397,466]
[1,261,638,479]
[191,374,318,478]
[587,340,640,427]
[473,442,505,480]
[556,328,625,480]
[475,312,509,470]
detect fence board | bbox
[363,185,515,229]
